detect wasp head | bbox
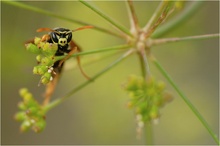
[50,28,72,47]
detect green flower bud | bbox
[146,88,156,97]
[34,37,41,45]
[18,102,26,110]
[32,119,46,133]
[36,55,42,62]
[41,72,52,84]
[27,107,38,115]
[23,93,33,103]
[20,120,32,132]
[152,95,163,106]
[149,105,159,119]
[19,88,28,97]
[156,81,166,92]
[14,112,26,121]
[40,57,54,66]
[33,65,48,75]
[25,43,41,54]
[40,42,57,57]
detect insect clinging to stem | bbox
[27,25,93,105]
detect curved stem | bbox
[2,1,122,38]
[151,55,220,144]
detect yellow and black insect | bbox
[26,26,93,105]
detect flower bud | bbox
[25,43,41,54]
[149,105,159,119]
[14,112,26,121]
[20,120,31,132]
[32,120,46,133]
[34,37,41,45]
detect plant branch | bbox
[45,49,135,111]
[55,44,132,61]
[79,0,133,38]
[142,1,171,34]
[2,1,122,38]
[151,55,220,144]
[137,43,151,79]
[152,1,204,38]
[144,1,174,39]
[151,33,220,46]
[126,0,139,35]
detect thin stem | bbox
[152,1,204,38]
[2,1,122,38]
[45,49,135,111]
[143,1,171,34]
[151,55,220,144]
[144,2,174,39]
[137,45,151,79]
[145,122,153,145]
[126,0,139,35]
[151,33,220,46]
[79,0,133,38]
[55,44,132,61]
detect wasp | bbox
[27,26,93,105]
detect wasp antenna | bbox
[72,25,94,32]
[36,28,54,33]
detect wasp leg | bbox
[58,46,78,67]
[59,40,91,80]
[40,34,51,42]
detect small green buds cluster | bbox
[123,75,173,136]
[14,88,47,133]
[25,37,58,85]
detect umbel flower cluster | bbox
[14,88,46,132]
[123,75,173,136]
[25,37,58,85]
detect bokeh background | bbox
[1,1,219,145]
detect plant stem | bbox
[55,44,132,61]
[45,49,135,111]
[2,1,122,38]
[151,55,220,144]
[142,1,171,34]
[126,0,139,35]
[151,34,220,46]
[79,0,133,38]
[145,122,153,145]
[152,1,204,38]
[144,1,174,39]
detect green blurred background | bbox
[1,1,219,145]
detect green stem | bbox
[2,1,122,38]
[152,1,204,38]
[151,56,220,144]
[151,33,220,46]
[126,0,139,34]
[145,122,153,145]
[55,44,132,61]
[79,0,133,38]
[45,49,135,111]
[143,1,171,33]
